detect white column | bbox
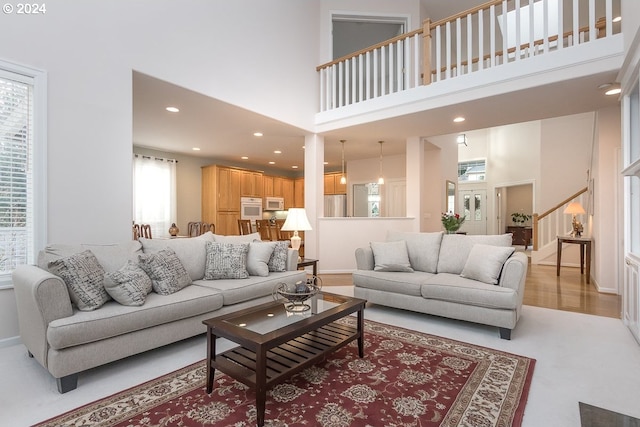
[304,134,324,259]
[406,136,424,231]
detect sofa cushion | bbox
[139,232,214,281]
[38,241,143,273]
[352,270,432,297]
[246,241,275,276]
[461,244,515,285]
[193,270,307,305]
[370,241,414,272]
[138,248,191,295]
[213,232,261,243]
[386,231,443,273]
[421,273,518,309]
[104,260,153,306]
[437,234,513,274]
[46,285,224,350]
[204,242,250,280]
[47,250,110,311]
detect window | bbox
[0,62,46,285]
[458,159,486,182]
[132,154,177,238]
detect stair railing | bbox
[532,187,588,251]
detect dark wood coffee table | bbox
[202,292,366,427]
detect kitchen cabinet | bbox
[294,178,304,207]
[263,175,275,197]
[202,165,241,235]
[241,170,263,197]
[324,172,346,195]
[282,178,294,209]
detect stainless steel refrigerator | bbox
[324,194,347,217]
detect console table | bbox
[507,226,532,249]
[556,235,592,284]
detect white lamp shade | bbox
[563,202,586,215]
[281,208,312,231]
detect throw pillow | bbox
[246,241,276,277]
[47,250,110,311]
[268,240,290,272]
[460,244,515,284]
[370,240,414,272]
[104,260,153,306]
[138,248,191,295]
[204,242,250,280]
[386,231,444,273]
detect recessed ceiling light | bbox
[165,106,179,113]
[613,16,621,23]
[453,116,465,123]
[605,87,621,96]
[253,132,263,137]
[192,147,200,151]
[292,165,298,169]
[274,150,282,154]
[241,156,249,160]
[324,161,329,165]
[268,161,275,165]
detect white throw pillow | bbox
[386,231,443,273]
[370,240,414,272]
[460,244,515,284]
[246,241,276,277]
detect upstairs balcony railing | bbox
[317,0,620,112]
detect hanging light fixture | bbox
[340,140,346,185]
[378,141,385,185]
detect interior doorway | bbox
[496,183,534,234]
[331,15,407,60]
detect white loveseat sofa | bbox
[353,231,528,339]
[12,232,306,393]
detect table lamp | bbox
[563,202,586,237]
[281,208,312,259]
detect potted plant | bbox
[511,212,532,226]
[442,212,465,233]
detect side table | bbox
[297,258,318,277]
[556,235,592,284]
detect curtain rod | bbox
[134,154,178,163]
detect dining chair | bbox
[132,223,141,240]
[255,220,273,241]
[188,221,216,237]
[139,224,152,239]
[238,219,252,235]
[274,219,292,241]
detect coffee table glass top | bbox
[222,293,353,335]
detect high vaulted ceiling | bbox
[132,0,621,173]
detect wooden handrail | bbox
[532,187,588,250]
[537,187,588,221]
[430,0,504,29]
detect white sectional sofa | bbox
[12,232,306,393]
[353,231,528,339]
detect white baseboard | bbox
[0,336,21,349]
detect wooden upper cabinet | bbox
[294,178,304,208]
[217,167,241,211]
[324,173,346,195]
[263,175,275,197]
[273,177,284,197]
[282,178,294,209]
[241,170,263,197]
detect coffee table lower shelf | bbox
[210,321,358,389]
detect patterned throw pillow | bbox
[104,260,153,306]
[268,240,290,272]
[47,250,109,311]
[138,248,191,295]
[204,242,249,280]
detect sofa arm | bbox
[12,265,73,368]
[355,247,375,270]
[285,248,300,271]
[498,252,528,298]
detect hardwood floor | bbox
[319,263,622,319]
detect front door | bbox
[459,189,487,235]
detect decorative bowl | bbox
[272,277,322,312]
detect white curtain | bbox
[132,155,177,238]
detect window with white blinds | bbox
[0,65,41,283]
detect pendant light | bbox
[340,140,346,185]
[377,141,385,185]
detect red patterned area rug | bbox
[35,318,535,427]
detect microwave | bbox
[264,197,285,211]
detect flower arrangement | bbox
[442,212,465,233]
